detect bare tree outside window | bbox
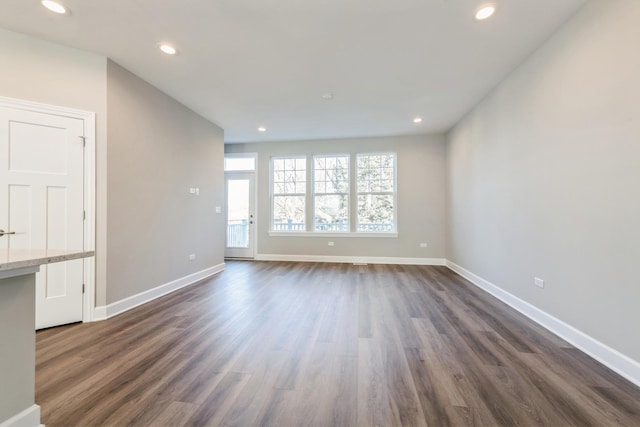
[356,153,395,232]
[271,153,396,234]
[313,155,349,231]
[272,157,306,231]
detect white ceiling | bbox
[0,0,587,143]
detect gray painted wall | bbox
[106,60,225,304]
[0,29,226,307]
[0,274,36,424]
[226,134,447,259]
[0,28,109,306]
[446,0,640,362]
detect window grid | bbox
[272,157,306,231]
[270,153,396,234]
[356,153,396,232]
[313,155,349,232]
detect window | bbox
[313,155,349,231]
[270,152,396,235]
[272,157,306,231]
[356,153,395,232]
[224,154,256,171]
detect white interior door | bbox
[225,172,255,258]
[0,106,85,329]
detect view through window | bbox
[272,157,306,231]
[271,152,396,234]
[314,155,349,231]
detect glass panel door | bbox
[225,172,255,258]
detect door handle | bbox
[0,229,16,236]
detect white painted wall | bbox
[226,134,447,261]
[446,0,640,364]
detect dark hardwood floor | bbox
[36,261,640,426]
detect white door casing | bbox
[0,97,96,328]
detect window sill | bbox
[268,231,398,238]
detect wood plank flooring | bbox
[36,261,640,426]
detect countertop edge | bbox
[0,250,95,272]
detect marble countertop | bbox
[0,249,94,272]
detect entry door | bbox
[0,106,85,329]
[225,173,255,258]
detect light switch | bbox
[215,206,222,214]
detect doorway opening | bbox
[224,154,257,259]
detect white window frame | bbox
[355,152,397,234]
[268,152,398,238]
[312,154,350,233]
[270,156,307,233]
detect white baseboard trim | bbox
[0,404,41,427]
[446,260,640,388]
[256,254,446,266]
[92,305,107,322]
[94,263,225,320]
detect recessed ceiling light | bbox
[41,0,67,14]
[475,4,496,20]
[413,117,423,124]
[258,126,267,132]
[159,44,177,55]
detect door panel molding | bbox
[0,96,96,323]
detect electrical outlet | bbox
[328,241,335,247]
[189,254,196,261]
[534,277,544,289]
[195,188,200,196]
[419,243,428,248]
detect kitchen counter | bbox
[0,248,94,274]
[0,248,94,427]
